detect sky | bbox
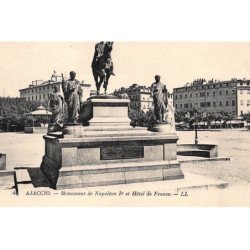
[1,42,250,97]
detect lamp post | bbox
[194,105,198,145]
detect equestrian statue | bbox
[91,41,115,95]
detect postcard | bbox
[0,42,250,206]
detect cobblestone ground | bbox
[0,130,250,187]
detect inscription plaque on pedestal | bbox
[100,146,144,160]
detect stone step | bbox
[56,160,184,190]
[177,150,210,158]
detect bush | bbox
[129,108,155,127]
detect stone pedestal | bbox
[149,123,175,133]
[79,96,131,126]
[40,96,184,189]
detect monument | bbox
[40,43,184,190]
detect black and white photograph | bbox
[0,41,250,206]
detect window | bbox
[207,92,209,97]
[232,100,235,106]
[226,101,229,106]
[190,93,192,98]
[175,95,178,99]
[219,91,222,95]
[220,101,222,106]
[180,104,183,108]
[240,89,243,94]
[213,91,215,97]
[185,94,187,98]
[206,102,211,107]
[39,95,41,100]
[226,90,228,95]
[28,97,30,101]
[43,94,45,99]
[200,92,204,97]
[240,100,244,105]
[180,95,182,99]
[213,102,216,106]
[36,95,37,100]
[196,93,198,98]
[175,104,178,109]
[184,104,188,108]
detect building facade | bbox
[19,72,91,102]
[113,84,153,112]
[173,78,250,117]
[113,84,174,113]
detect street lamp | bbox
[194,104,198,145]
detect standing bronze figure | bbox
[49,85,64,125]
[62,71,83,123]
[91,41,115,95]
[151,75,168,123]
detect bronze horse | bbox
[91,41,114,95]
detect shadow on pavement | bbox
[27,168,50,188]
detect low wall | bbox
[25,127,47,134]
[177,144,218,158]
[0,170,18,194]
[0,153,6,170]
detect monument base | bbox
[40,128,184,189]
[40,97,184,190]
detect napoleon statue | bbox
[91,41,115,95]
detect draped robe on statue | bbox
[62,79,83,123]
[49,92,64,124]
[151,81,166,122]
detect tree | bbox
[0,97,48,132]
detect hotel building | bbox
[173,78,250,117]
[19,72,91,102]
